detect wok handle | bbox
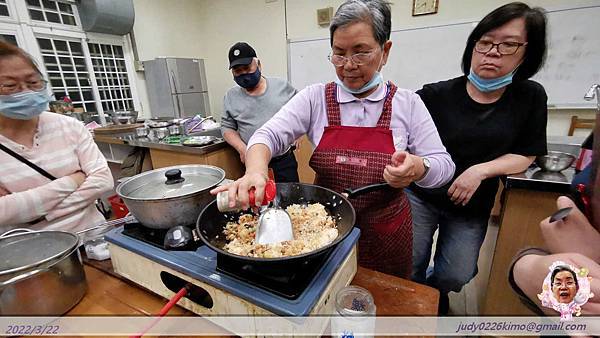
[343,182,391,199]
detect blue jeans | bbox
[406,189,489,294]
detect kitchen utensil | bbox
[549,207,573,223]
[255,206,294,245]
[164,225,194,250]
[182,135,218,146]
[146,119,173,128]
[0,229,87,315]
[163,135,182,144]
[198,182,355,264]
[135,127,149,138]
[117,165,225,229]
[168,124,182,136]
[152,127,170,140]
[76,215,135,245]
[252,179,293,245]
[535,151,576,172]
[108,111,138,125]
[130,285,190,338]
[332,285,376,337]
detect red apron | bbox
[309,82,412,278]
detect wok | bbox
[196,182,391,263]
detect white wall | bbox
[131,0,599,136]
[130,0,287,119]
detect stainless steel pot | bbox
[0,229,87,315]
[116,165,225,229]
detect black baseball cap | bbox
[228,42,257,69]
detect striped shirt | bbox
[0,112,114,233]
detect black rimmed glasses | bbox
[474,40,527,55]
[328,50,377,67]
[0,79,48,95]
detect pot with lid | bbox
[0,229,87,315]
[116,164,225,229]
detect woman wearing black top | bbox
[407,2,548,314]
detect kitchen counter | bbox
[94,131,244,179]
[94,133,230,156]
[68,262,438,336]
[484,141,581,315]
[505,167,574,193]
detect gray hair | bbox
[329,0,392,47]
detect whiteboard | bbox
[288,5,600,108]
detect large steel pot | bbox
[0,229,87,315]
[117,164,225,229]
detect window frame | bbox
[0,0,140,125]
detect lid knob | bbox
[164,169,185,185]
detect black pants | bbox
[269,150,299,183]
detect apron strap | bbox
[376,81,397,128]
[324,81,398,128]
[324,82,341,126]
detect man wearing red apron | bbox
[310,82,412,278]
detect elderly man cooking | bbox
[221,42,299,182]
[213,0,454,278]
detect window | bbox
[88,42,134,112]
[26,0,76,26]
[0,34,17,45]
[37,37,96,112]
[0,0,9,16]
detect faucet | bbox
[584,84,600,110]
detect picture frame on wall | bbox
[412,0,439,16]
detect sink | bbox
[187,128,222,138]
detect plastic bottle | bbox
[216,179,277,212]
[575,132,593,173]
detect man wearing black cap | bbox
[221,42,299,182]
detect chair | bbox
[568,115,595,136]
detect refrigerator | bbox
[143,58,211,118]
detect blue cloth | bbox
[407,188,490,293]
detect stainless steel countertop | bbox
[504,136,585,193]
[94,132,229,155]
[506,167,574,193]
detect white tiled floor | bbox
[427,220,500,315]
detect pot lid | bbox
[0,230,78,276]
[117,165,225,200]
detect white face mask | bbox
[0,90,50,120]
[335,53,385,95]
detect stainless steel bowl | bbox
[535,151,576,172]
[109,111,138,125]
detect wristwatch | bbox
[421,157,431,180]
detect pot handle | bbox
[0,268,48,287]
[343,182,392,199]
[0,228,35,238]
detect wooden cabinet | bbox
[149,147,244,180]
[483,188,561,315]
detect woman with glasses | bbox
[212,0,454,278]
[407,2,548,313]
[0,41,113,232]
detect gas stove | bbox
[104,223,359,317]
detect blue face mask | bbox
[335,71,384,95]
[0,90,50,120]
[234,68,262,89]
[467,68,517,92]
